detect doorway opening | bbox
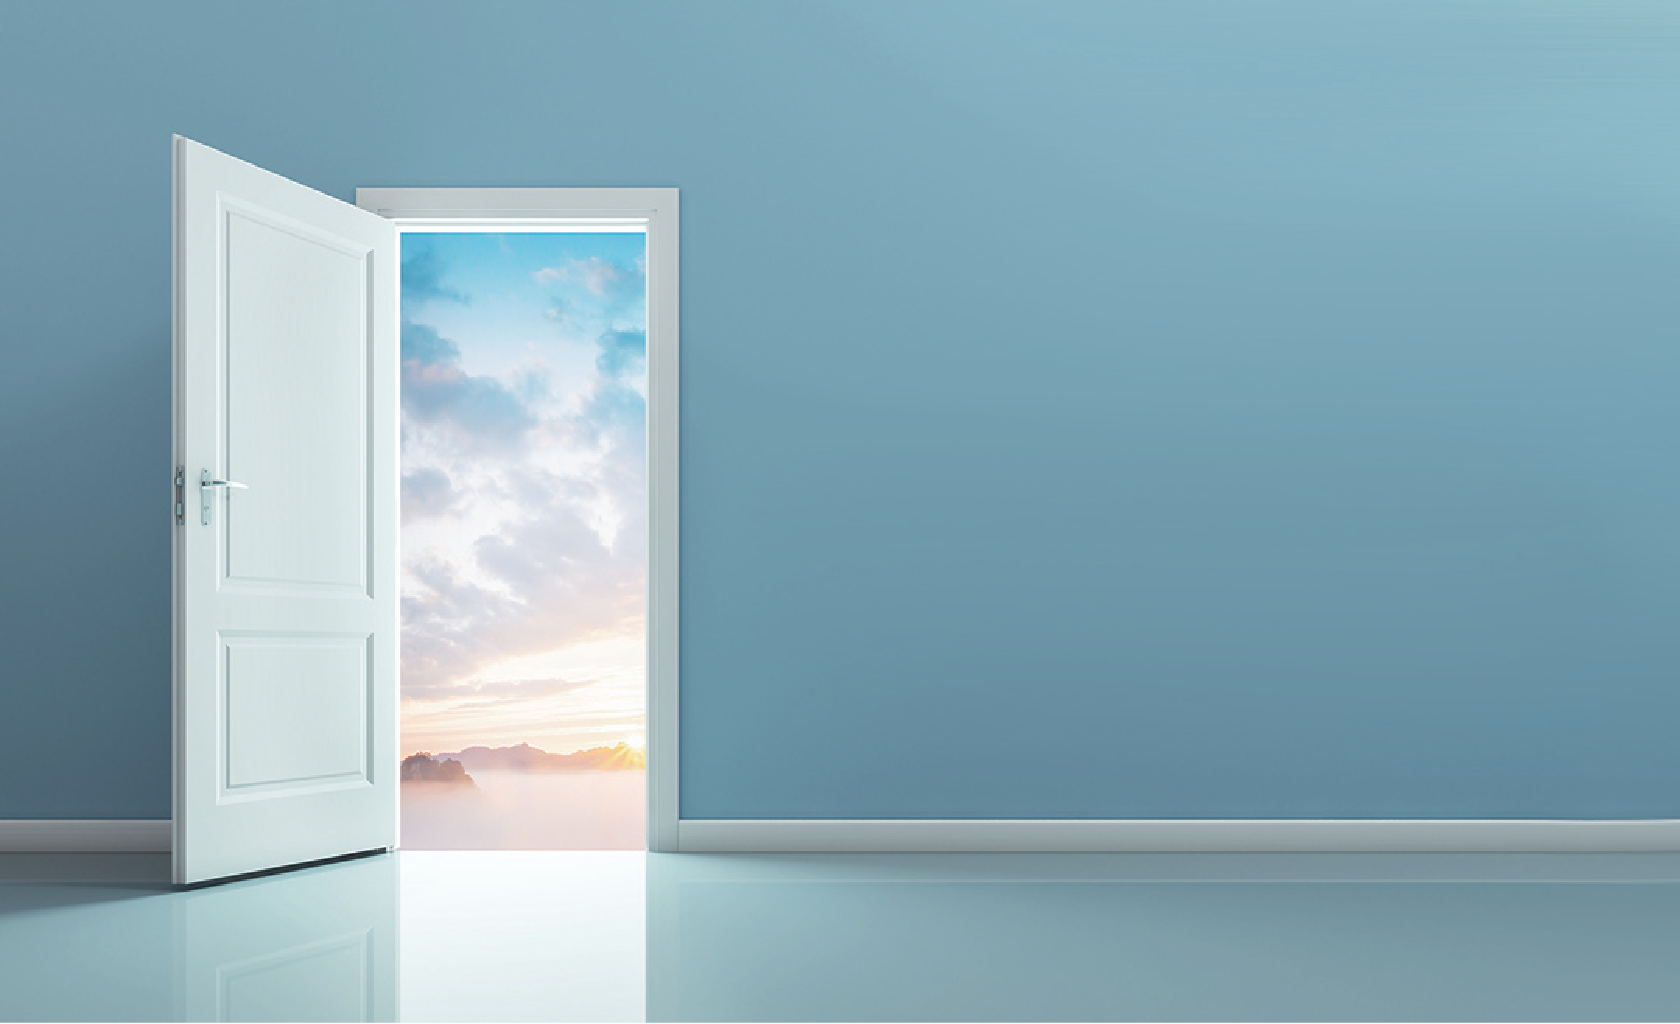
[355,190,679,852]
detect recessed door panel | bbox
[224,634,369,792]
[224,203,369,592]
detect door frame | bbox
[357,188,679,852]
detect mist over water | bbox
[402,770,645,850]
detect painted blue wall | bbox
[3,1,1678,821]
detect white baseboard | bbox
[0,820,171,853]
[11,817,1677,855]
[676,818,1680,853]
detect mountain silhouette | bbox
[400,752,477,786]
[433,741,646,772]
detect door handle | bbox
[200,469,249,525]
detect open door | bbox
[173,136,399,885]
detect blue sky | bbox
[399,232,647,756]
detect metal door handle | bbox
[199,469,249,525]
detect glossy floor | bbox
[3,850,1680,1021]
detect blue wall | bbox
[3,0,1679,821]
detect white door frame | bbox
[356,188,679,852]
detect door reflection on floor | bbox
[0,852,397,1023]
[173,854,397,1022]
[0,851,645,1023]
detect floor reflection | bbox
[5,850,1680,1022]
[646,852,1680,1023]
[0,851,643,1024]
[0,852,397,1022]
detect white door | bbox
[173,136,399,885]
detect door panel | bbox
[224,201,370,590]
[223,633,369,791]
[174,136,398,885]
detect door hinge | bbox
[174,466,186,525]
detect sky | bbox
[399,231,647,757]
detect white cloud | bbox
[533,255,645,300]
[403,239,648,754]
